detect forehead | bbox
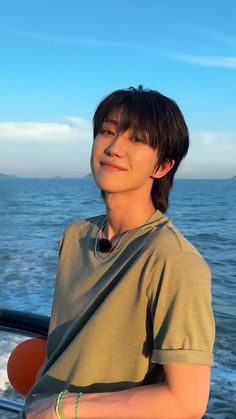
[102,109,145,133]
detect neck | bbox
[104,192,156,241]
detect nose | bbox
[104,132,126,157]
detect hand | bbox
[26,394,57,419]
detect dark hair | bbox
[93,86,189,212]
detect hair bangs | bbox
[93,90,160,150]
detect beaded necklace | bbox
[94,210,156,262]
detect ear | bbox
[151,159,175,179]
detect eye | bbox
[100,129,115,136]
[131,136,145,144]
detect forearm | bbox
[61,383,200,419]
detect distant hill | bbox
[0,172,17,178]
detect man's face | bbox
[90,117,160,196]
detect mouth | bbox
[100,161,127,171]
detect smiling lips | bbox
[100,161,127,171]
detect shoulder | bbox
[151,218,205,259]
[146,218,211,296]
[64,214,105,238]
[149,217,209,270]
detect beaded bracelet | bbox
[55,390,69,419]
[75,392,83,419]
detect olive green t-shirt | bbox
[23,209,215,409]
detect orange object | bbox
[7,337,47,396]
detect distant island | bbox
[0,172,17,178]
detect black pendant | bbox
[98,238,112,253]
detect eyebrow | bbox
[102,118,149,140]
[102,118,118,126]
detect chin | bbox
[93,175,120,192]
[98,185,125,194]
[97,183,127,194]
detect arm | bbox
[26,364,210,419]
[69,364,210,419]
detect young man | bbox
[24,87,215,418]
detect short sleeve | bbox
[149,252,215,366]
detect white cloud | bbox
[0,25,122,47]
[139,43,236,70]
[177,131,236,178]
[0,117,92,142]
[191,131,236,148]
[3,24,236,71]
[64,116,92,132]
[189,25,236,47]
[172,53,236,69]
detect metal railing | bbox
[0,308,49,337]
[0,399,24,414]
[0,308,49,415]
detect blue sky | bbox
[0,0,235,178]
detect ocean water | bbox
[0,178,235,418]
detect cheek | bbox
[91,139,100,157]
[147,152,159,173]
[133,152,157,174]
[90,143,98,171]
[91,136,104,157]
[90,140,105,173]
